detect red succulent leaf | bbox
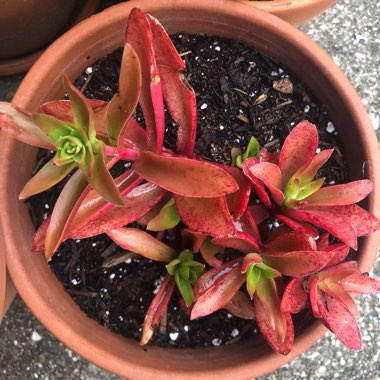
[280,207,358,249]
[181,229,207,253]
[199,238,224,268]
[281,278,308,314]
[317,295,362,350]
[125,8,164,153]
[148,16,197,157]
[140,274,175,345]
[136,195,170,226]
[191,260,245,320]
[224,291,255,320]
[193,259,243,301]
[19,159,75,200]
[44,171,90,259]
[318,281,359,317]
[31,169,143,251]
[248,205,270,226]
[325,243,350,267]
[296,149,334,185]
[316,233,330,250]
[107,228,176,262]
[240,252,263,273]
[279,120,318,188]
[242,158,272,207]
[259,148,279,164]
[273,212,319,238]
[317,261,359,282]
[243,161,284,205]
[319,204,380,238]
[239,208,262,244]
[218,165,251,220]
[264,231,316,252]
[262,249,334,277]
[0,102,55,149]
[41,99,109,139]
[134,150,238,197]
[340,274,380,294]
[107,43,142,146]
[304,180,373,206]
[73,183,166,239]
[120,118,148,149]
[254,277,294,355]
[174,195,235,237]
[213,232,260,254]
[309,275,322,318]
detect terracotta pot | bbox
[1,1,379,379]
[238,0,337,25]
[0,0,100,76]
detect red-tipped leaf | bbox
[305,180,373,206]
[213,232,260,254]
[148,16,197,157]
[181,229,207,253]
[317,295,362,350]
[279,120,318,188]
[281,278,308,314]
[0,102,55,149]
[140,275,175,345]
[264,231,316,252]
[224,291,255,320]
[107,228,176,262]
[174,195,234,237]
[254,277,294,355]
[73,183,166,239]
[191,260,245,320]
[262,250,334,277]
[274,212,319,238]
[134,150,238,197]
[199,237,224,268]
[341,274,380,294]
[125,8,164,152]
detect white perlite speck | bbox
[214,46,221,51]
[31,331,43,342]
[304,105,310,113]
[184,325,189,332]
[85,67,93,74]
[231,329,239,337]
[318,365,327,374]
[212,338,222,346]
[200,103,208,110]
[169,332,179,341]
[326,121,335,133]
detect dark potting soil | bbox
[28,34,347,349]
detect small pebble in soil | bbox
[31,331,43,342]
[212,338,222,346]
[169,332,179,341]
[231,329,239,338]
[326,121,335,133]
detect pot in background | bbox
[0,0,100,76]
[239,0,337,25]
[1,1,379,379]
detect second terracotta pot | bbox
[1,1,379,379]
[239,0,337,24]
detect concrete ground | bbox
[0,0,379,379]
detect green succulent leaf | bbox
[166,249,204,306]
[166,259,181,276]
[256,262,281,279]
[179,265,190,281]
[147,198,180,231]
[63,76,95,142]
[295,177,325,201]
[236,136,260,168]
[179,249,193,261]
[33,113,73,142]
[246,264,261,299]
[284,176,300,200]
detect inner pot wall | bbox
[1,1,379,379]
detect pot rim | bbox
[2,0,379,378]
